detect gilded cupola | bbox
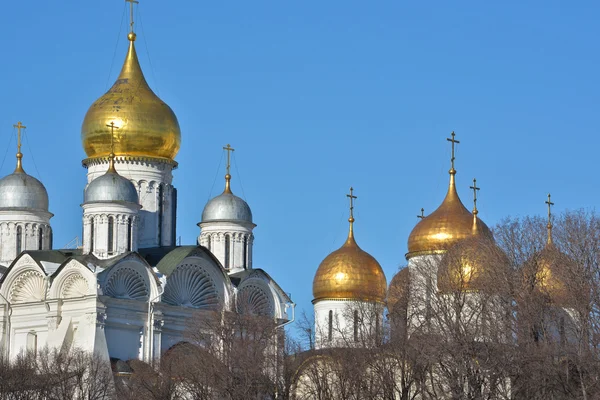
[81,10,181,161]
[407,133,491,259]
[313,188,387,303]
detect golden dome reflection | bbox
[313,190,387,303]
[81,35,181,160]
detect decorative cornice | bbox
[82,155,178,170]
[405,249,447,260]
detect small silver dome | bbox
[84,171,139,204]
[202,191,252,223]
[0,171,49,211]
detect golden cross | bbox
[545,193,554,225]
[13,121,26,154]
[106,122,119,155]
[446,131,460,170]
[125,0,139,34]
[470,178,480,211]
[223,144,235,176]
[417,208,425,219]
[346,187,357,219]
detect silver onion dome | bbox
[0,170,49,211]
[202,175,252,223]
[84,170,139,204]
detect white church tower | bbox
[198,145,255,274]
[80,27,180,249]
[312,188,386,349]
[0,122,52,267]
[82,139,141,259]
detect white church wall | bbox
[199,221,255,274]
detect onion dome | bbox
[437,236,509,293]
[84,154,139,204]
[0,147,49,212]
[201,173,253,224]
[407,170,491,259]
[313,190,386,303]
[387,268,409,315]
[81,32,181,160]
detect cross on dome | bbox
[12,121,26,173]
[546,193,554,244]
[417,208,425,219]
[126,0,139,40]
[470,178,480,214]
[446,131,460,172]
[223,144,235,193]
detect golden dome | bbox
[407,170,491,259]
[81,34,181,160]
[387,267,409,314]
[313,219,387,303]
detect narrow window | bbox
[16,226,22,255]
[127,218,133,252]
[108,217,114,254]
[38,227,43,250]
[157,185,164,245]
[26,331,37,356]
[375,313,380,342]
[207,235,211,252]
[354,310,359,342]
[328,310,333,341]
[224,234,231,269]
[90,218,95,252]
[242,236,248,269]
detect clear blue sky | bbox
[1,1,598,338]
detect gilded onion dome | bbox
[407,170,491,258]
[81,32,181,160]
[313,191,387,303]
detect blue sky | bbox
[0,1,599,338]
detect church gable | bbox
[97,253,160,301]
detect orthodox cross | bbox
[545,193,554,225]
[13,121,26,154]
[347,187,357,220]
[223,144,235,176]
[417,208,425,219]
[125,0,139,33]
[470,178,480,212]
[446,131,460,170]
[106,122,119,155]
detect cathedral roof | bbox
[0,142,49,213]
[84,156,139,204]
[81,32,181,161]
[313,194,387,303]
[201,174,253,224]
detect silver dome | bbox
[84,171,139,204]
[0,171,49,211]
[202,191,253,223]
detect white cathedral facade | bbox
[0,21,292,364]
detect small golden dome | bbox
[387,267,409,314]
[407,171,491,258]
[81,35,181,160]
[313,220,387,303]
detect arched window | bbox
[107,217,114,255]
[157,185,164,245]
[328,310,333,341]
[38,227,43,250]
[354,310,359,342]
[242,235,248,269]
[224,234,231,269]
[26,331,37,356]
[207,235,211,252]
[127,217,133,252]
[90,218,95,252]
[16,226,22,255]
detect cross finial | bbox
[223,144,235,193]
[125,0,139,41]
[106,122,119,172]
[545,193,554,244]
[446,131,460,172]
[346,187,357,221]
[470,178,480,214]
[13,121,26,173]
[417,208,425,219]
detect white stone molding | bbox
[10,270,47,303]
[162,264,220,309]
[103,267,149,301]
[49,260,97,299]
[62,274,91,298]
